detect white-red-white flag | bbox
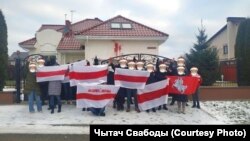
[69,64,108,86]
[76,83,119,108]
[36,65,68,82]
[114,68,150,89]
[137,80,169,111]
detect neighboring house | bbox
[207,17,246,81]
[19,15,169,65]
[8,51,28,66]
[8,51,28,80]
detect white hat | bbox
[29,62,36,73]
[119,59,127,68]
[128,61,135,70]
[119,59,127,64]
[136,61,144,66]
[128,61,135,66]
[190,67,198,71]
[190,67,198,76]
[146,64,154,72]
[177,57,185,67]
[159,64,168,73]
[159,64,167,68]
[136,61,144,70]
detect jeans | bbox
[192,88,200,107]
[126,89,138,109]
[50,95,62,108]
[28,91,42,112]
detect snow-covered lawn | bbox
[0,100,249,134]
[202,100,250,124]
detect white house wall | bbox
[33,29,62,56]
[85,40,160,62]
[209,29,228,61]
[227,21,240,60]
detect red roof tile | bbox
[19,37,36,46]
[57,36,81,50]
[71,18,102,33]
[19,15,169,50]
[77,15,169,37]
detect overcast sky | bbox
[1,0,250,59]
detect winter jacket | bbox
[48,80,62,96]
[23,72,41,95]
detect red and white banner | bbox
[76,83,119,108]
[69,65,108,86]
[114,68,150,89]
[137,80,169,111]
[36,65,68,82]
[168,76,199,95]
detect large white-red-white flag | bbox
[76,83,119,108]
[69,64,108,86]
[114,68,150,89]
[36,65,68,82]
[137,80,169,111]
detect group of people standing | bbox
[23,56,202,116]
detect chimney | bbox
[64,20,72,36]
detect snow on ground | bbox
[202,100,250,124]
[0,100,248,134]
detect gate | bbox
[101,53,172,65]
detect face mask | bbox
[178,71,184,75]
[120,64,126,68]
[160,69,166,73]
[191,72,197,76]
[137,66,143,70]
[29,68,36,73]
[129,66,135,70]
[147,68,153,73]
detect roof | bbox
[9,52,29,60]
[19,18,102,48]
[19,37,36,46]
[58,18,103,34]
[57,36,81,50]
[207,25,227,43]
[76,15,169,37]
[227,17,246,22]
[207,17,246,43]
[19,15,169,50]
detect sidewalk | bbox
[0,102,224,134]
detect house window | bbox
[111,23,121,29]
[223,45,228,54]
[147,47,157,49]
[122,23,132,29]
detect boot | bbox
[51,108,54,114]
[182,102,186,114]
[58,105,61,113]
[152,108,156,112]
[177,102,181,113]
[158,106,162,110]
[163,104,168,110]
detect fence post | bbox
[15,50,21,103]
